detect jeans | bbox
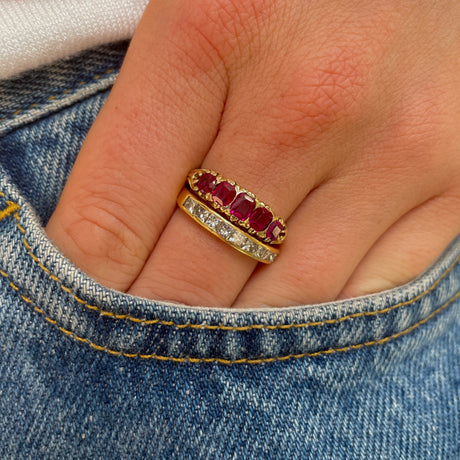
[0,41,458,460]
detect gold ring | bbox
[176,169,287,264]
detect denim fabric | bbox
[0,43,458,460]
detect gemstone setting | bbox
[187,168,287,245]
[180,195,278,263]
[196,172,216,194]
[266,220,283,242]
[230,193,255,220]
[229,231,246,246]
[205,214,220,231]
[249,207,273,232]
[212,181,236,207]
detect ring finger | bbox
[126,71,344,306]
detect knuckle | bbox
[363,82,454,181]
[64,191,149,274]
[219,43,370,155]
[266,45,369,143]
[389,87,450,156]
[171,0,274,67]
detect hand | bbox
[45,0,460,308]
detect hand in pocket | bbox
[46,0,460,307]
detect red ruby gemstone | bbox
[196,173,216,193]
[230,193,255,220]
[249,207,273,232]
[266,220,283,241]
[212,181,236,207]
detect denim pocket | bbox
[0,41,459,364]
[1,173,459,364]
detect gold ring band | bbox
[177,188,279,264]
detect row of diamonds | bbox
[187,169,286,245]
[182,195,278,263]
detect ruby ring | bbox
[177,168,287,264]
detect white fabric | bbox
[0,0,149,79]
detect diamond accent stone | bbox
[194,204,209,222]
[218,223,233,239]
[183,197,196,214]
[181,195,277,263]
[229,231,246,246]
[205,214,220,230]
[256,247,268,260]
[242,239,258,253]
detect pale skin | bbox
[45,0,460,308]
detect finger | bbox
[45,1,228,290]
[125,131,319,306]
[337,189,460,299]
[126,51,364,306]
[231,167,441,308]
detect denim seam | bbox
[0,264,458,364]
[0,200,20,220]
[0,68,116,123]
[1,190,459,330]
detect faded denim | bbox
[0,42,458,459]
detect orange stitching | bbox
[0,200,20,221]
[0,69,115,122]
[0,265,458,363]
[1,191,460,331]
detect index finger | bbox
[45,1,228,290]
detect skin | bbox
[45,0,460,308]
